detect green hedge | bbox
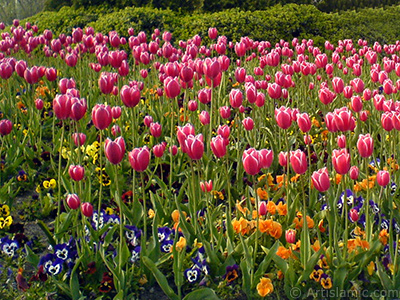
[23,4,400,46]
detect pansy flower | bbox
[369,200,380,214]
[158,227,172,243]
[310,265,323,282]
[222,264,239,284]
[320,274,332,289]
[130,246,141,263]
[393,219,400,234]
[39,253,55,272]
[161,239,173,253]
[106,214,120,225]
[125,225,142,247]
[54,243,70,261]
[17,170,28,182]
[184,266,202,283]
[0,204,10,217]
[92,211,105,230]
[0,237,19,257]
[0,216,12,229]
[46,258,64,276]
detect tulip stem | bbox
[55,123,65,237]
[225,156,234,253]
[364,159,371,242]
[114,164,125,290]
[342,175,348,258]
[97,130,103,221]
[141,172,147,256]
[190,161,199,236]
[252,175,259,287]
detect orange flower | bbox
[266,201,276,215]
[171,210,180,223]
[306,216,315,228]
[379,229,389,245]
[236,200,250,216]
[257,188,269,200]
[276,175,287,188]
[291,174,300,182]
[259,219,273,234]
[335,174,342,185]
[347,237,370,253]
[257,277,274,297]
[232,217,250,235]
[276,202,287,216]
[318,220,326,233]
[276,246,292,259]
[312,240,321,252]
[269,221,282,239]
[175,236,187,252]
[277,270,284,280]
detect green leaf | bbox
[37,220,56,247]
[113,290,125,300]
[55,211,74,238]
[254,241,280,287]
[142,256,180,300]
[296,245,325,285]
[182,288,220,300]
[377,260,393,290]
[25,244,39,267]
[240,259,251,298]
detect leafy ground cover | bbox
[0,17,399,300]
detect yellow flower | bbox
[105,207,114,215]
[192,239,203,249]
[0,204,10,217]
[257,277,274,297]
[148,209,155,219]
[43,179,56,189]
[0,216,12,229]
[321,276,332,289]
[175,237,187,252]
[367,261,375,276]
[36,185,41,193]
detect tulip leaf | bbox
[254,241,279,287]
[142,256,180,300]
[296,244,324,285]
[240,259,251,298]
[24,244,39,267]
[37,220,56,247]
[182,288,220,300]
[376,260,393,291]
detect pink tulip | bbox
[290,149,307,175]
[357,134,374,158]
[104,137,125,165]
[208,27,218,39]
[235,67,246,83]
[217,125,230,139]
[337,135,346,149]
[129,146,151,172]
[144,115,153,127]
[164,77,181,99]
[376,170,390,187]
[297,113,311,133]
[200,180,213,193]
[111,125,121,136]
[72,133,86,147]
[0,119,12,136]
[153,144,165,158]
[349,166,359,180]
[53,94,72,120]
[81,202,93,217]
[334,107,355,132]
[68,165,85,181]
[98,72,116,94]
[242,117,254,131]
[169,145,178,156]
[185,134,204,160]
[351,96,363,113]
[35,99,44,110]
[267,83,282,99]
[275,106,292,130]
[258,201,267,216]
[381,112,394,131]
[219,106,231,119]
[332,149,351,174]
[70,98,87,121]
[150,122,162,137]
[318,87,335,105]
[278,152,288,167]
[66,194,80,210]
[285,229,296,244]
[92,104,112,130]
[311,167,330,192]
[210,135,227,158]
[349,208,359,222]
[188,100,198,111]
[120,85,140,108]
[258,149,273,169]
[332,77,344,94]
[242,148,261,175]
[229,89,243,108]
[199,111,210,125]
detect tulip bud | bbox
[104,137,125,165]
[332,149,351,175]
[72,133,86,147]
[285,229,296,244]
[188,100,198,111]
[111,106,122,119]
[81,202,93,217]
[169,145,178,156]
[275,106,292,129]
[242,148,260,175]
[35,99,44,110]
[376,170,390,187]
[219,106,231,119]
[66,194,80,210]
[349,208,359,222]
[297,113,311,132]
[92,104,112,130]
[242,117,254,131]
[199,111,210,125]
[129,146,151,172]
[150,122,162,138]
[258,149,273,169]
[0,119,12,136]
[200,180,213,193]
[68,165,85,181]
[278,152,288,167]
[311,167,330,192]
[153,144,165,158]
[259,201,267,216]
[210,135,227,158]
[357,134,374,158]
[185,134,204,160]
[111,125,121,136]
[337,135,346,149]
[290,149,307,175]
[349,166,359,180]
